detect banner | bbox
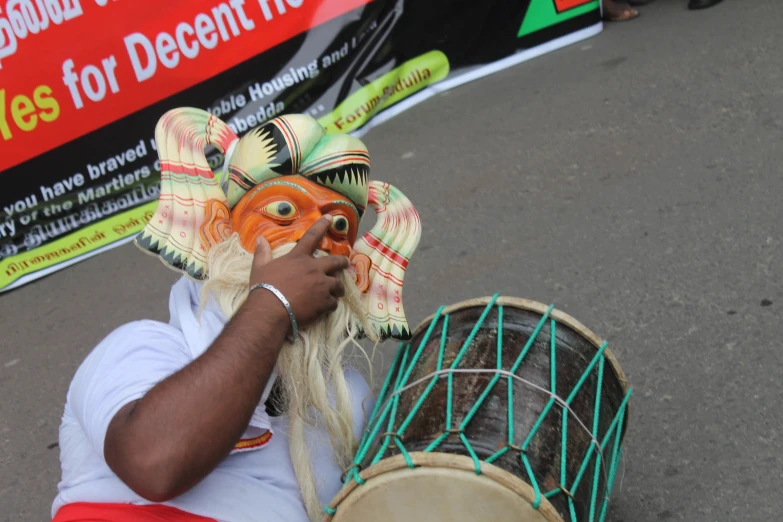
[0,0,601,292]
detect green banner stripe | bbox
[0,202,156,291]
[519,0,600,37]
[318,50,450,134]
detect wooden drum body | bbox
[325,296,632,522]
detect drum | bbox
[325,295,632,522]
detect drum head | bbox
[327,453,564,522]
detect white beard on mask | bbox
[200,233,377,522]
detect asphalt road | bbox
[2,1,781,520]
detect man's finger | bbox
[324,295,339,313]
[292,215,333,256]
[330,278,345,298]
[314,255,350,275]
[253,235,273,267]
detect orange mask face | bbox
[201,176,372,292]
[229,176,361,256]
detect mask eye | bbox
[258,200,299,221]
[330,215,350,236]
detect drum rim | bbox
[410,296,631,437]
[325,452,565,522]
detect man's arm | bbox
[104,216,347,502]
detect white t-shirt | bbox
[52,277,374,522]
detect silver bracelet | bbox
[249,283,299,343]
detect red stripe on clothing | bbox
[52,503,216,522]
[233,430,273,451]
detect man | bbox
[52,110,421,522]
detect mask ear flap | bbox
[135,108,238,279]
[200,199,232,251]
[353,181,422,340]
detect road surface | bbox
[1,1,780,520]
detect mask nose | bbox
[288,215,333,253]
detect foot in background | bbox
[602,0,640,21]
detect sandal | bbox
[602,0,640,21]
[688,0,724,9]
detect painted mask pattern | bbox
[135,108,421,340]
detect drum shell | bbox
[358,301,628,521]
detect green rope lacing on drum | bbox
[325,295,633,521]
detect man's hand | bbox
[104,217,350,502]
[248,215,349,329]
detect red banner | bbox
[0,0,603,294]
[0,0,369,171]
